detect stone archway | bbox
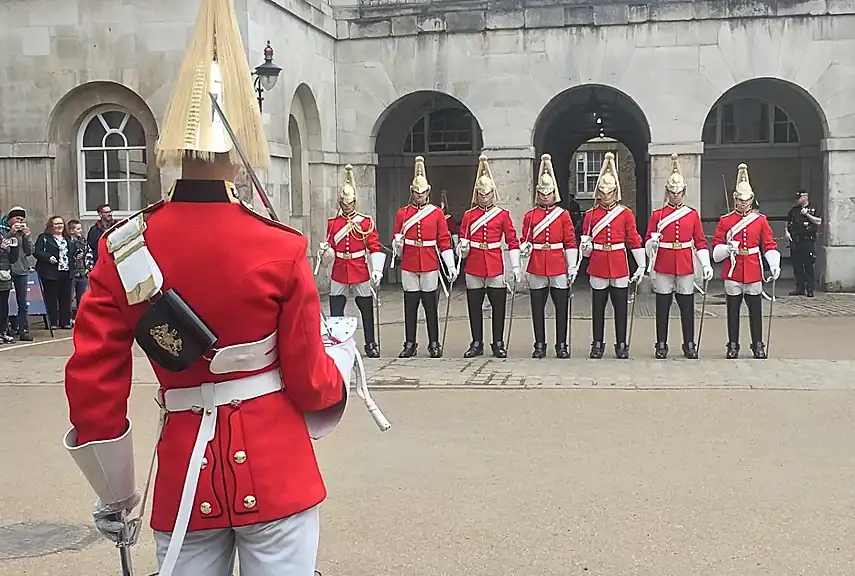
[532,84,652,232]
[373,90,484,283]
[288,83,323,249]
[47,81,160,225]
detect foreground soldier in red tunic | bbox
[457,154,521,358]
[317,165,386,357]
[579,152,645,359]
[392,156,457,358]
[519,154,578,359]
[712,163,781,359]
[61,1,352,574]
[645,153,713,359]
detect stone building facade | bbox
[1,0,855,289]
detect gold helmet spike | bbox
[594,151,621,202]
[410,155,431,195]
[733,162,754,202]
[339,164,357,207]
[155,0,270,171]
[665,152,686,194]
[535,153,561,203]
[471,154,500,205]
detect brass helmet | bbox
[339,164,357,209]
[535,153,561,203]
[733,163,754,202]
[410,155,431,196]
[665,153,686,194]
[155,0,269,171]
[471,154,499,205]
[594,152,621,202]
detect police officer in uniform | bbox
[786,189,821,297]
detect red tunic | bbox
[582,205,643,279]
[713,211,777,284]
[445,213,458,236]
[393,204,452,273]
[65,184,344,534]
[645,205,708,276]
[459,206,520,278]
[326,214,382,285]
[520,206,577,277]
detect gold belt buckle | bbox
[479,242,489,249]
[414,239,423,247]
[672,241,683,249]
[602,244,612,251]
[341,252,351,259]
[738,248,749,256]
[544,243,552,250]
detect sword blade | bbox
[766,278,776,356]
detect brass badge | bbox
[150,323,183,357]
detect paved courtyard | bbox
[1,282,854,575]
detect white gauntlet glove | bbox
[696,249,714,281]
[92,492,141,543]
[391,234,404,257]
[579,235,593,258]
[519,242,533,258]
[456,238,471,259]
[318,242,334,266]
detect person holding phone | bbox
[0,231,20,343]
[1,207,34,341]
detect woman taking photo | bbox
[35,216,79,329]
[0,231,19,343]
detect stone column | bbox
[481,146,536,230]
[648,142,703,215]
[821,137,855,291]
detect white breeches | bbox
[724,280,763,296]
[465,273,505,289]
[527,274,569,290]
[651,273,695,295]
[589,275,629,289]
[154,506,320,576]
[401,270,439,292]
[330,279,373,298]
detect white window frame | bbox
[704,98,800,147]
[76,107,147,220]
[575,150,607,199]
[402,108,482,155]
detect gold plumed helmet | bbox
[339,164,357,206]
[410,156,431,195]
[665,153,686,194]
[733,162,754,202]
[471,154,499,205]
[535,153,561,202]
[594,152,621,201]
[155,0,270,171]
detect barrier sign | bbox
[8,271,47,317]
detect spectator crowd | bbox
[0,204,114,343]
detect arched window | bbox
[703,98,799,145]
[403,108,482,154]
[77,109,147,217]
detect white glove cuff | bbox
[712,244,730,263]
[440,249,456,273]
[631,247,646,269]
[764,249,781,269]
[508,249,521,269]
[696,248,711,269]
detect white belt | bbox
[404,239,436,247]
[657,239,694,250]
[334,250,365,260]
[727,245,762,279]
[470,241,502,250]
[157,371,282,576]
[533,242,563,250]
[593,242,625,251]
[735,246,761,256]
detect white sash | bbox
[333,215,365,245]
[468,206,502,237]
[591,205,625,239]
[531,207,565,239]
[657,205,692,234]
[401,205,436,236]
[725,212,760,241]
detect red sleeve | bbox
[364,218,382,253]
[503,210,520,250]
[325,218,333,243]
[760,216,777,252]
[582,210,592,237]
[624,210,642,249]
[459,210,470,241]
[562,212,577,248]
[65,236,135,445]
[713,217,728,247]
[692,210,708,251]
[520,212,532,243]
[436,210,452,252]
[393,209,404,237]
[276,235,344,411]
[447,216,458,235]
[644,210,659,242]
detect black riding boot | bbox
[745,294,766,359]
[675,293,697,359]
[329,294,347,316]
[486,287,507,358]
[590,287,609,359]
[551,287,570,358]
[464,288,487,358]
[399,291,421,358]
[422,290,442,358]
[355,296,379,358]
[654,292,673,359]
[725,294,743,359]
[610,286,630,359]
[530,288,548,358]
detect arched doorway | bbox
[373,91,484,282]
[701,78,828,279]
[533,85,652,231]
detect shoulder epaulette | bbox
[103,200,165,239]
[238,201,303,236]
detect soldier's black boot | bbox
[428,342,443,358]
[355,296,379,358]
[398,291,421,358]
[555,343,570,359]
[725,294,743,360]
[726,342,740,359]
[421,290,442,358]
[465,288,486,356]
[750,341,767,359]
[654,292,672,359]
[591,288,609,358]
[491,342,507,359]
[364,343,380,358]
[675,293,697,359]
[682,342,699,359]
[486,287,507,356]
[329,294,347,316]
[399,342,418,358]
[532,342,547,359]
[789,283,805,296]
[615,343,630,360]
[464,342,484,358]
[610,286,630,359]
[551,287,570,359]
[530,288,549,359]
[589,342,605,359]
[655,342,669,359]
[745,294,766,360]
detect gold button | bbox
[200,502,212,515]
[243,495,257,509]
[201,457,208,470]
[234,450,247,464]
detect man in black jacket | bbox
[786,190,821,297]
[86,204,114,261]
